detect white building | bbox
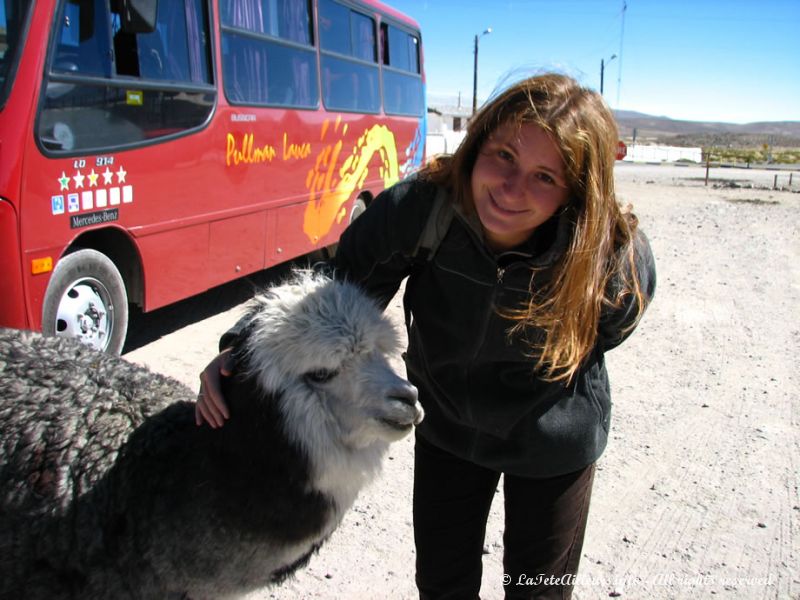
[426,104,470,157]
[622,144,702,163]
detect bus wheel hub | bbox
[57,282,110,350]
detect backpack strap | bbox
[403,186,455,335]
[412,185,454,261]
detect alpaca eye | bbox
[304,369,339,385]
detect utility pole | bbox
[472,28,491,114]
[616,0,627,107]
[600,54,617,96]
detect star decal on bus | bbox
[58,172,70,191]
[116,166,127,184]
[102,168,114,185]
[88,169,99,187]
[73,171,85,189]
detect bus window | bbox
[52,0,112,77]
[115,0,211,83]
[0,0,34,108]
[220,0,318,108]
[38,0,215,153]
[381,22,423,117]
[319,0,379,113]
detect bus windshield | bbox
[0,0,33,108]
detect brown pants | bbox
[413,435,595,600]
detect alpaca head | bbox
[241,270,423,455]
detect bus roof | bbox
[364,0,422,30]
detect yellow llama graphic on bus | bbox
[303,117,401,243]
[224,117,421,244]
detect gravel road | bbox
[123,162,799,600]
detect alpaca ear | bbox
[228,318,258,368]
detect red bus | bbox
[0,0,426,353]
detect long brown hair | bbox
[423,73,646,383]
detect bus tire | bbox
[349,196,367,223]
[42,249,129,355]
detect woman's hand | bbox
[196,348,235,428]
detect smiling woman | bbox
[197,72,657,600]
[470,121,570,251]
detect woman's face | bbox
[470,121,570,252]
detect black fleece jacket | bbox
[225,176,657,478]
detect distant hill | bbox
[426,96,800,149]
[613,110,800,148]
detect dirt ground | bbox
[123,162,799,600]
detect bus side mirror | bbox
[116,0,158,34]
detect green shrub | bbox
[703,147,799,165]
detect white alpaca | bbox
[0,270,423,600]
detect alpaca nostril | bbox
[388,382,419,407]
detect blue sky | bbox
[388,0,800,124]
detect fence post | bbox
[773,174,778,190]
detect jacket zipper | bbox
[497,267,506,284]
